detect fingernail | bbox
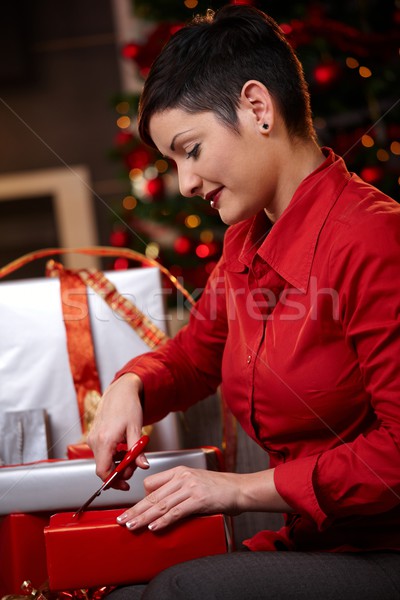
[142,456,150,467]
[148,522,157,531]
[126,520,137,529]
[117,513,129,523]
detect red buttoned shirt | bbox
[116,148,400,552]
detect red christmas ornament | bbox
[123,23,183,78]
[140,67,151,78]
[110,229,129,247]
[360,166,383,184]
[114,131,134,147]
[195,243,210,258]
[146,177,164,199]
[113,257,129,270]
[125,147,152,170]
[283,19,312,47]
[313,61,341,86]
[170,24,184,35]
[280,23,293,35]
[121,43,140,60]
[174,236,191,254]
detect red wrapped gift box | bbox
[0,512,50,597]
[45,509,229,590]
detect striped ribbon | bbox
[47,260,169,350]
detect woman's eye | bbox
[186,143,200,159]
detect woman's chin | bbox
[219,210,252,226]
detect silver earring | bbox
[262,123,269,130]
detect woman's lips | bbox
[206,186,223,209]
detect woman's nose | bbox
[177,164,202,198]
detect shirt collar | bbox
[239,148,351,293]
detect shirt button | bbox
[247,355,252,364]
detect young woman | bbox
[88,5,400,598]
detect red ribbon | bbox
[47,261,101,434]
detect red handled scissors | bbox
[73,435,150,519]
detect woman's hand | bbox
[116,466,292,530]
[87,373,148,490]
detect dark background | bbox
[0,0,124,272]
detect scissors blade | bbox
[72,435,150,520]
[73,486,104,519]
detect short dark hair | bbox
[138,4,315,147]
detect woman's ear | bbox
[240,80,274,134]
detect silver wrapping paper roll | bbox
[0,447,220,515]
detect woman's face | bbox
[149,108,278,225]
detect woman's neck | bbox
[265,139,325,224]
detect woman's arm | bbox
[88,256,229,481]
[116,466,292,531]
[111,255,229,424]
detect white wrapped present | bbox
[0,267,180,459]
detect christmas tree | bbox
[108,0,400,295]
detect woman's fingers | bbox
[126,488,192,531]
[135,452,150,470]
[117,468,186,526]
[116,467,241,531]
[142,465,182,492]
[87,373,144,482]
[143,498,195,531]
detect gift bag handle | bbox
[0,245,195,306]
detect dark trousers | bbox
[107,551,400,599]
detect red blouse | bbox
[116,148,400,552]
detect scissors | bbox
[73,435,150,519]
